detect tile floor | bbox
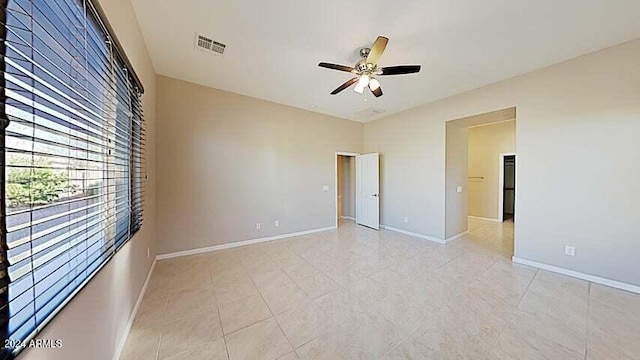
[120,219,640,360]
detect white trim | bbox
[445,230,469,243]
[512,257,640,295]
[114,259,156,360]
[382,225,446,245]
[498,152,516,222]
[156,226,337,260]
[467,118,516,129]
[468,215,501,222]
[340,216,356,221]
[335,151,359,227]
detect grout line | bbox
[584,282,591,360]
[154,334,162,360]
[516,269,539,309]
[245,253,299,355]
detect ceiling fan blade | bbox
[331,77,358,95]
[370,83,383,98]
[319,62,355,73]
[366,36,389,65]
[380,65,421,75]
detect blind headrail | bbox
[86,0,145,94]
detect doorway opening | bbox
[335,152,358,227]
[445,107,517,257]
[500,154,516,222]
[335,152,380,230]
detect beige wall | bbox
[445,123,468,238]
[468,120,516,219]
[364,39,640,286]
[156,76,362,255]
[20,0,157,359]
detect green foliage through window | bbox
[6,157,72,207]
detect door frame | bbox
[498,152,516,222]
[335,151,360,227]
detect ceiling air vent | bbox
[355,107,386,120]
[195,34,226,55]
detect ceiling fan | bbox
[318,36,421,98]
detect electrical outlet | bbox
[404,217,409,223]
[564,245,576,256]
[274,220,280,227]
[256,223,261,230]
[322,185,329,191]
[456,186,463,193]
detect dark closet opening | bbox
[503,155,516,221]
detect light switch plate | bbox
[274,220,279,227]
[565,245,576,256]
[322,185,329,191]
[456,186,463,193]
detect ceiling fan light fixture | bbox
[358,74,370,86]
[369,78,380,91]
[354,74,370,93]
[319,36,421,97]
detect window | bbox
[0,0,145,357]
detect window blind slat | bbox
[1,0,145,357]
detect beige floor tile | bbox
[212,264,250,287]
[275,302,330,348]
[132,297,168,330]
[347,309,407,358]
[269,249,305,268]
[262,283,311,314]
[119,327,161,360]
[518,278,588,340]
[281,261,321,282]
[495,320,584,360]
[225,318,292,360]
[169,270,215,295]
[163,337,228,360]
[165,289,218,321]
[158,312,224,359]
[371,291,428,334]
[215,277,259,303]
[276,352,299,360]
[123,220,640,360]
[294,273,340,299]
[588,295,640,360]
[369,269,415,290]
[251,268,293,293]
[590,283,640,316]
[144,273,171,302]
[385,334,493,360]
[295,331,365,360]
[323,267,366,288]
[219,294,272,334]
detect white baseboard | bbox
[468,215,501,222]
[512,257,640,295]
[156,226,337,260]
[340,216,355,221]
[445,230,469,243]
[113,259,156,360]
[382,225,446,245]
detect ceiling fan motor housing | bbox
[356,57,377,74]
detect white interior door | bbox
[356,153,380,230]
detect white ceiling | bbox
[131,0,640,122]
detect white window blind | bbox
[0,0,145,357]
